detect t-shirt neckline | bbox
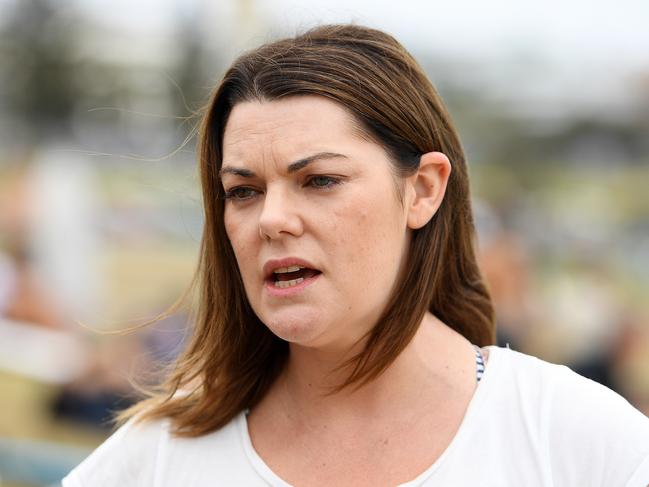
[237,344,504,487]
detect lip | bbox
[262,257,320,280]
[262,257,322,297]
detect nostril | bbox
[258,211,304,240]
[258,222,271,240]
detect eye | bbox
[307,175,340,189]
[223,187,259,201]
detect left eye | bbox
[308,176,338,188]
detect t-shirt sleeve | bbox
[61,417,165,487]
[545,364,649,487]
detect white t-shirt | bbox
[62,345,649,486]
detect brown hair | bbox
[120,24,495,436]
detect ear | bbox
[405,151,451,229]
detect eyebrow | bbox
[219,152,348,178]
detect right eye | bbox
[223,187,259,201]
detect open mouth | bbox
[270,265,321,289]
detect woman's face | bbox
[221,96,412,351]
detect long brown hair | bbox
[120,24,495,436]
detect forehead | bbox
[221,96,367,163]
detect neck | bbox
[277,313,472,423]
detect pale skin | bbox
[221,96,489,487]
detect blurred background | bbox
[1,0,648,485]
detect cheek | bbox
[224,213,254,270]
[334,195,406,272]
[223,216,238,254]
[224,206,254,241]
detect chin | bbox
[261,311,329,346]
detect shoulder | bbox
[62,412,251,487]
[62,416,168,487]
[491,346,649,485]
[506,347,649,437]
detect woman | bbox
[63,24,649,486]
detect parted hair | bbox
[119,24,495,436]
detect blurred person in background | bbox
[62,24,649,486]
[0,167,68,328]
[476,215,628,396]
[0,238,67,329]
[477,229,536,351]
[0,164,171,430]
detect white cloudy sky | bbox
[3,0,647,113]
[58,0,648,114]
[70,0,649,70]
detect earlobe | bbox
[406,151,451,229]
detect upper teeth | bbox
[274,265,303,274]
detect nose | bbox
[257,185,303,240]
